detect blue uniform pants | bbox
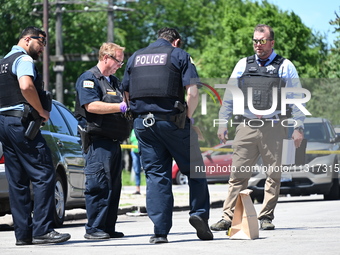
[134,117,210,236]
[0,115,55,240]
[84,138,122,234]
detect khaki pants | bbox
[222,120,287,221]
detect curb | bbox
[64,200,225,222]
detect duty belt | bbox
[138,113,176,122]
[138,112,177,127]
[0,110,24,117]
[89,134,117,142]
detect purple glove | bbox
[119,102,127,113]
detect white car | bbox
[248,117,340,202]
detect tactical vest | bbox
[75,66,132,141]
[0,52,44,108]
[238,54,286,111]
[129,45,184,101]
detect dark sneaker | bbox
[149,235,168,244]
[16,239,32,246]
[109,231,124,238]
[260,219,275,230]
[189,215,214,240]
[84,231,110,240]
[210,218,232,231]
[32,231,70,244]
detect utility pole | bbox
[54,1,64,103]
[107,0,114,42]
[43,0,49,91]
[32,0,135,104]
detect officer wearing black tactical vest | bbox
[239,54,287,113]
[75,42,129,240]
[211,24,305,233]
[0,26,70,245]
[122,27,213,244]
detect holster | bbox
[24,109,43,140]
[78,124,91,154]
[174,101,187,129]
[23,90,52,141]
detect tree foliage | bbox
[308,9,340,125]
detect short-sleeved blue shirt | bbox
[122,39,199,114]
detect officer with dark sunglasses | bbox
[0,26,70,245]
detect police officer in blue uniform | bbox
[0,26,70,245]
[75,42,129,240]
[122,27,213,244]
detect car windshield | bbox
[304,123,329,142]
[289,123,329,143]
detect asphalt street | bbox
[1,186,340,255]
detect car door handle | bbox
[57,140,64,147]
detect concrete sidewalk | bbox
[64,184,228,221]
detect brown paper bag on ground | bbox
[229,189,259,240]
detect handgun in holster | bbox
[24,109,44,140]
[24,91,52,141]
[174,101,187,129]
[77,123,91,154]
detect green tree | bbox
[307,9,340,125]
[0,0,42,56]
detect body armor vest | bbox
[0,52,44,108]
[238,54,286,111]
[129,45,184,101]
[75,66,131,141]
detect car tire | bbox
[175,171,188,185]
[54,172,66,227]
[324,178,340,200]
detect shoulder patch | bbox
[83,80,94,88]
[21,55,33,63]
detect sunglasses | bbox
[108,54,124,66]
[252,39,272,45]
[30,36,47,46]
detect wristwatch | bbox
[294,126,304,133]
